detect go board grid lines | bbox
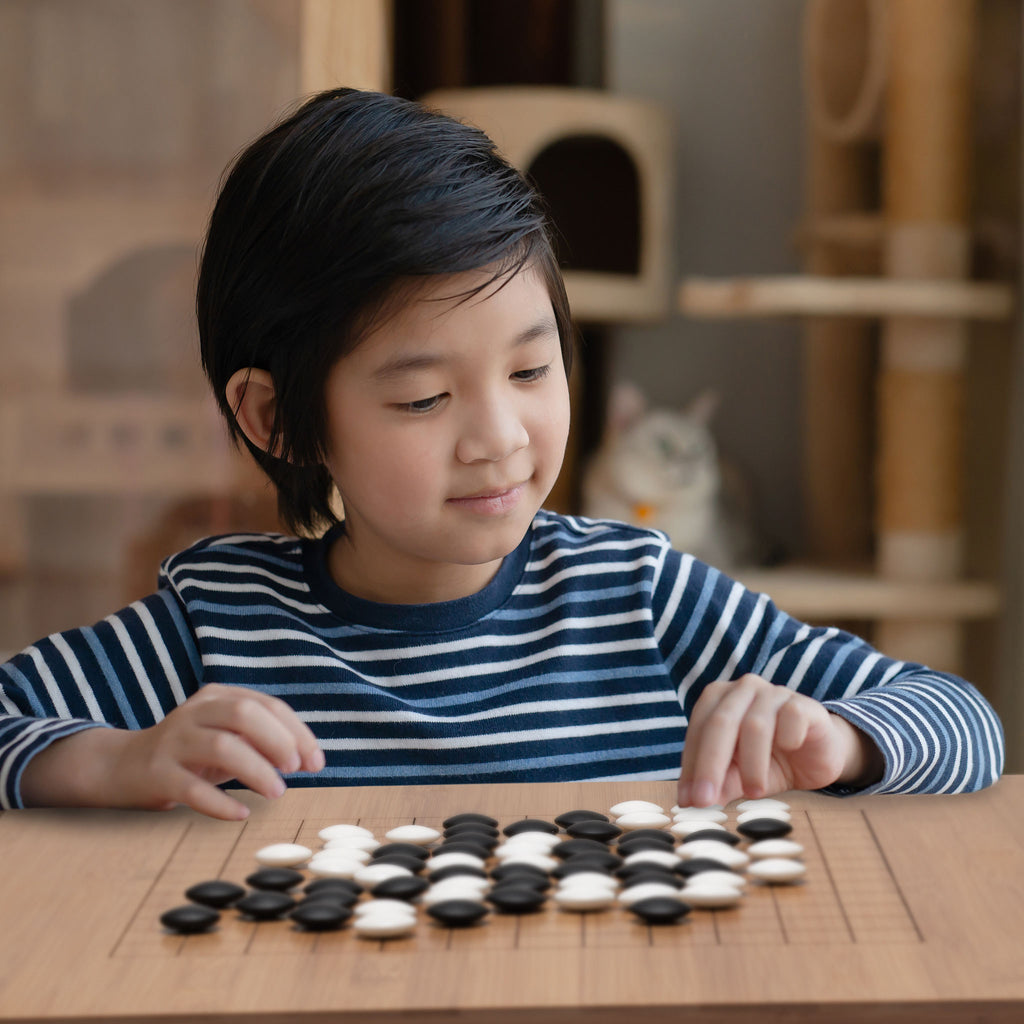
[113,805,924,958]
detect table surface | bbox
[1,776,1023,1024]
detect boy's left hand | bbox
[676,674,883,808]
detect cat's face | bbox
[611,410,720,503]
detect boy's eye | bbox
[401,394,446,414]
[512,364,552,383]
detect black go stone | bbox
[553,856,619,879]
[554,809,610,829]
[289,901,352,931]
[681,829,741,846]
[372,843,430,861]
[436,841,493,860]
[489,864,551,889]
[616,862,678,883]
[244,867,304,892]
[160,904,220,934]
[615,837,675,856]
[236,891,296,921]
[373,854,426,873]
[503,818,559,837]
[629,897,692,925]
[185,880,246,909]
[372,874,430,901]
[621,869,684,889]
[564,849,623,871]
[429,864,488,883]
[675,858,742,879]
[553,838,610,859]
[300,889,360,908]
[444,822,499,839]
[487,885,547,914]
[443,812,499,829]
[426,899,490,927]
[737,817,793,840]
[616,829,674,849]
[305,878,363,898]
[565,819,621,842]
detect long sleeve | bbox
[0,587,203,809]
[652,546,1005,795]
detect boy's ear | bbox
[225,368,279,455]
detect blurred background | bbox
[0,0,1020,766]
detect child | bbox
[1,89,1004,820]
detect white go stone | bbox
[321,835,380,853]
[747,858,806,884]
[671,805,725,818]
[670,820,728,837]
[354,912,417,939]
[352,905,415,921]
[747,838,804,860]
[622,849,681,870]
[677,840,749,870]
[494,851,558,873]
[735,798,790,814]
[557,872,618,891]
[609,800,664,816]
[554,887,616,911]
[312,846,371,864]
[617,882,682,905]
[354,863,413,886]
[318,823,375,842]
[422,883,489,906]
[736,808,791,825]
[384,824,441,845]
[306,857,364,879]
[614,811,671,830]
[495,832,560,852]
[683,869,747,890]
[254,843,312,868]
[681,883,744,909]
[427,851,486,872]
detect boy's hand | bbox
[676,674,883,808]
[20,684,325,820]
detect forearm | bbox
[18,725,132,809]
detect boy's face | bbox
[322,265,571,604]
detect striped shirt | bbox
[0,511,1004,808]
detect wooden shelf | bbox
[679,275,1014,320]
[734,565,1000,621]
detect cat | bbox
[582,382,757,570]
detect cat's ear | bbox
[685,389,720,426]
[607,382,647,435]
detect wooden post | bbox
[300,0,392,94]
[874,0,975,670]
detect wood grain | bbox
[1,778,1022,1023]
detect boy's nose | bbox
[455,402,529,463]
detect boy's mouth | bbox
[448,484,526,515]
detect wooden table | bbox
[1,777,1023,1024]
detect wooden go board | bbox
[2,777,1023,1024]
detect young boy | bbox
[1,89,1004,820]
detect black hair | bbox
[197,87,574,535]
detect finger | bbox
[678,681,733,805]
[164,764,252,821]
[774,694,813,753]
[253,693,325,773]
[182,726,288,803]
[682,678,760,806]
[736,686,795,799]
[193,692,310,775]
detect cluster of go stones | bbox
[159,798,803,938]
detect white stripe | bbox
[318,715,687,751]
[104,615,166,723]
[133,601,188,706]
[49,634,104,720]
[517,556,661,595]
[169,561,310,592]
[196,609,650,661]
[837,649,882,699]
[25,646,71,718]
[676,581,746,692]
[303,690,677,725]
[527,536,656,572]
[204,636,658,687]
[654,553,693,643]
[761,623,813,678]
[0,719,95,808]
[852,691,938,794]
[170,578,325,615]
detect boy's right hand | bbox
[20,684,325,820]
